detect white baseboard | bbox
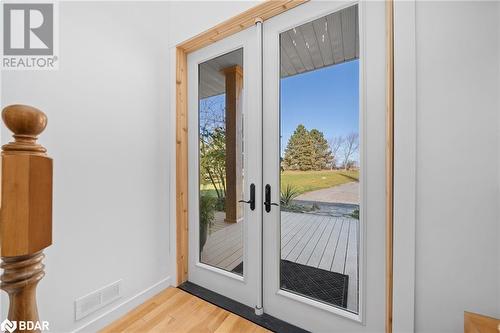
[72,276,172,333]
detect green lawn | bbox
[200,169,359,197]
[281,169,359,195]
[200,186,220,198]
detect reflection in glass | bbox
[279,5,360,313]
[198,49,245,275]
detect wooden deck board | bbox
[281,215,308,241]
[202,231,242,263]
[218,246,243,270]
[281,216,309,247]
[203,230,241,255]
[306,217,337,267]
[281,213,302,236]
[296,215,329,265]
[286,215,327,262]
[331,218,350,273]
[281,214,316,254]
[318,218,343,271]
[345,218,359,312]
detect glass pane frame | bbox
[277,3,362,315]
[197,48,246,277]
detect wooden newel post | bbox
[0,105,52,332]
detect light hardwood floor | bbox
[100,288,270,333]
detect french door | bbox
[187,26,262,308]
[262,1,386,331]
[188,1,387,331]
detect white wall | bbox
[1,1,499,332]
[0,2,262,331]
[414,1,500,332]
[1,2,172,332]
[168,1,257,46]
[498,2,500,318]
[498,0,500,319]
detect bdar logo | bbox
[0,319,17,333]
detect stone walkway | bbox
[295,181,359,204]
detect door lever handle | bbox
[238,183,255,210]
[264,184,279,213]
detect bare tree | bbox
[328,136,344,169]
[342,132,359,170]
[199,97,225,133]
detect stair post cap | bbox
[2,104,48,154]
[2,104,48,138]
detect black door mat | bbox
[178,281,309,333]
[280,259,349,308]
[231,261,244,274]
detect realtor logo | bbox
[1,2,59,70]
[3,3,53,55]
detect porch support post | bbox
[223,65,243,224]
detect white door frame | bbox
[393,0,417,331]
[261,1,388,330]
[174,1,417,331]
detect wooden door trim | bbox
[175,2,395,333]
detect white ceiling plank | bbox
[355,5,359,58]
[300,22,324,68]
[199,65,224,98]
[199,6,360,85]
[281,32,307,75]
[287,29,315,72]
[327,11,345,64]
[280,5,359,78]
[341,5,357,60]
[199,48,242,99]
[280,45,296,77]
[313,17,334,67]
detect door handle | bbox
[239,183,255,210]
[264,184,279,213]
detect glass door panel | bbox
[279,5,360,313]
[198,48,245,275]
[187,25,261,309]
[263,1,387,330]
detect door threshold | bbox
[178,282,309,333]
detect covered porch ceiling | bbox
[199,4,359,100]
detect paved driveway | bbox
[295,181,359,204]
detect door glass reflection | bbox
[279,5,360,313]
[198,48,245,276]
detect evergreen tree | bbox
[283,124,316,171]
[310,129,333,170]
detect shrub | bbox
[280,184,299,206]
[215,196,225,212]
[200,195,216,250]
[350,209,359,219]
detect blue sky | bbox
[280,60,359,157]
[200,59,360,162]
